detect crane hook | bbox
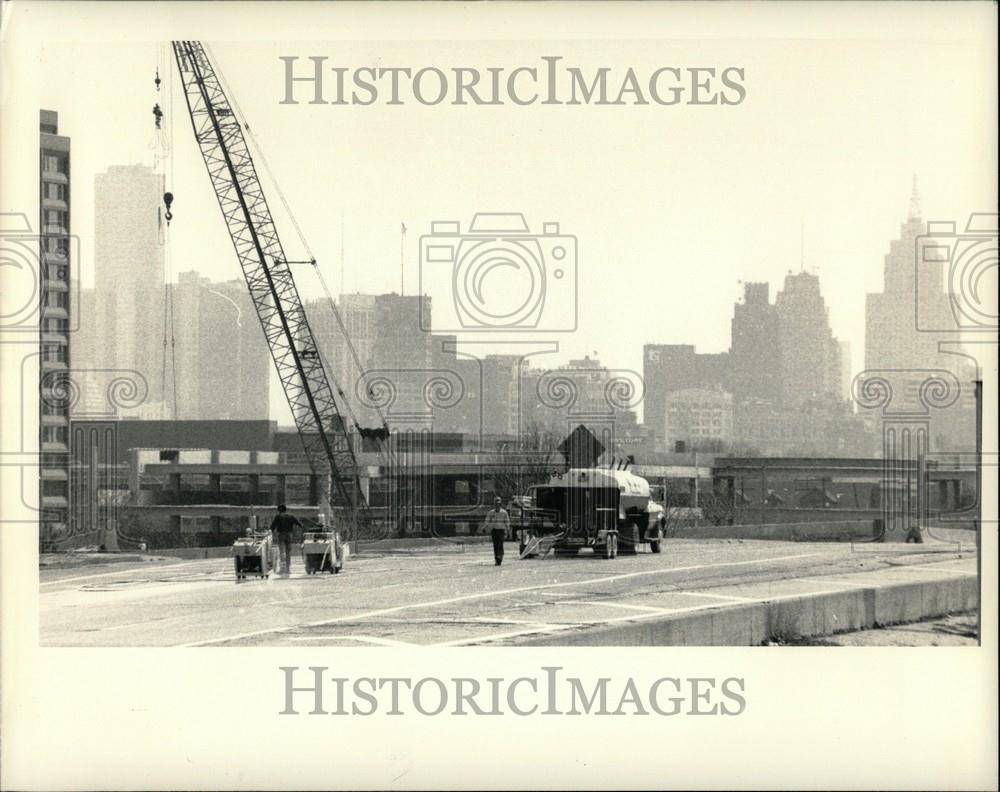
[163,192,174,225]
[155,69,161,91]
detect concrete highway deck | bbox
[39,538,979,647]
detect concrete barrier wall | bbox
[731,507,881,525]
[728,507,979,534]
[671,520,979,544]
[515,575,979,646]
[671,520,874,542]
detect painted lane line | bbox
[440,605,721,646]
[177,551,826,647]
[470,617,560,627]
[799,577,873,589]
[288,636,415,647]
[457,586,899,646]
[672,591,756,602]
[565,600,680,612]
[39,559,218,587]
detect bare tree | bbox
[698,491,736,526]
[489,423,562,503]
[658,505,701,538]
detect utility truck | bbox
[515,467,666,559]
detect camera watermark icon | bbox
[419,213,577,333]
[916,213,998,334]
[0,212,81,336]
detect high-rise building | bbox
[372,293,433,423]
[70,287,113,418]
[520,355,630,440]
[663,385,734,452]
[168,271,270,420]
[774,270,842,408]
[309,293,377,425]
[865,184,957,371]
[38,110,72,546]
[642,344,729,449]
[730,281,781,405]
[430,334,482,436]
[863,183,977,451]
[481,354,522,436]
[92,164,167,415]
[733,399,872,457]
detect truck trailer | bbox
[515,467,666,559]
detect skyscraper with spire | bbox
[863,179,977,451]
[865,178,957,371]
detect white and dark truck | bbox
[512,467,666,559]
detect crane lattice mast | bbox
[171,40,367,530]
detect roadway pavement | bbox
[39,538,979,647]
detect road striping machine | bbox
[232,517,278,580]
[301,515,345,575]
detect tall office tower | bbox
[38,110,72,546]
[663,385,734,453]
[308,293,377,425]
[371,294,433,422]
[642,344,730,449]
[865,184,957,371]
[168,271,270,420]
[520,355,634,445]
[729,281,782,405]
[481,354,522,436]
[430,334,481,436]
[863,183,977,451]
[93,164,167,416]
[774,270,842,408]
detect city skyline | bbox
[38,31,995,401]
[67,163,975,432]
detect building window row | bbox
[41,452,68,468]
[42,426,69,445]
[42,479,69,499]
[42,154,67,174]
[42,236,69,259]
[41,398,67,416]
[45,290,68,310]
[43,317,69,335]
[43,182,68,201]
[46,263,69,283]
[43,209,68,229]
[41,341,68,364]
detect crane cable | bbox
[156,41,179,418]
[166,48,179,418]
[203,44,397,467]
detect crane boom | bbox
[171,40,368,528]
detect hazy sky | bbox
[37,10,998,424]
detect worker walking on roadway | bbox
[270,504,302,576]
[482,497,511,567]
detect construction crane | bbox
[170,40,369,535]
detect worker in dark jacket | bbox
[482,497,511,566]
[270,504,302,575]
